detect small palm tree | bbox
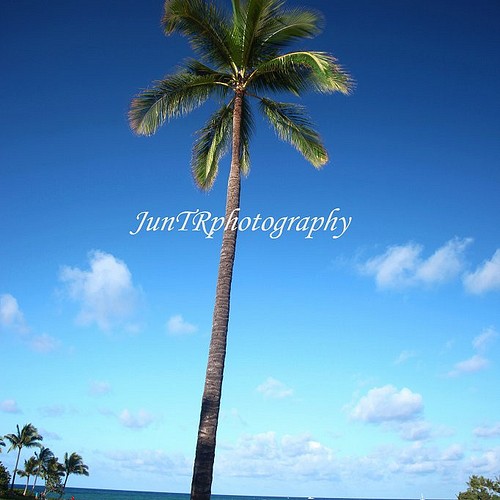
[32,447,54,492]
[18,457,38,495]
[129,1,352,499]
[60,452,89,496]
[4,424,43,490]
[41,456,64,495]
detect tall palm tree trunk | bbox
[190,91,244,500]
[11,448,22,490]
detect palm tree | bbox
[4,424,43,490]
[32,447,54,492]
[0,437,5,451]
[18,457,38,495]
[129,1,352,499]
[60,452,89,496]
[41,456,64,495]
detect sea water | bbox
[39,487,433,500]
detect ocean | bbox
[37,487,436,500]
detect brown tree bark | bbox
[190,91,244,500]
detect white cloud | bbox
[398,421,432,441]
[0,399,22,414]
[351,385,423,423]
[415,238,472,284]
[29,333,60,353]
[102,449,191,476]
[89,380,112,396]
[472,327,498,351]
[60,250,141,331]
[361,242,422,289]
[474,423,500,438]
[464,249,500,294]
[448,354,489,377]
[360,238,471,289]
[256,377,294,399]
[448,329,496,377]
[394,350,416,365]
[0,293,28,333]
[39,405,68,418]
[467,447,500,476]
[166,314,197,335]
[119,409,155,429]
[217,432,336,480]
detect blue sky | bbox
[1,0,500,498]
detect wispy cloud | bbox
[0,399,22,414]
[448,327,497,377]
[350,385,423,423]
[29,333,60,353]
[464,249,500,294]
[360,238,472,290]
[119,409,155,429]
[256,377,294,399]
[102,449,191,476]
[166,314,197,335]
[474,423,500,438]
[39,405,68,418]
[60,250,142,332]
[89,380,112,397]
[394,350,417,365]
[472,327,498,351]
[0,293,28,333]
[449,355,489,376]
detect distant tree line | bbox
[0,423,88,498]
[457,475,500,500]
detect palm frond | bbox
[260,98,328,167]
[183,58,232,81]
[163,0,235,71]
[249,50,353,95]
[254,8,323,59]
[129,71,226,136]
[239,95,254,175]
[191,102,234,190]
[236,0,284,68]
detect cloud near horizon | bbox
[473,423,500,438]
[360,238,472,290]
[217,432,336,480]
[59,250,141,332]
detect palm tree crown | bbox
[32,447,54,491]
[61,452,89,494]
[18,457,38,495]
[4,424,43,490]
[130,0,352,189]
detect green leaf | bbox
[191,103,234,190]
[249,50,353,95]
[163,0,235,71]
[239,95,254,175]
[129,71,225,136]
[260,98,328,167]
